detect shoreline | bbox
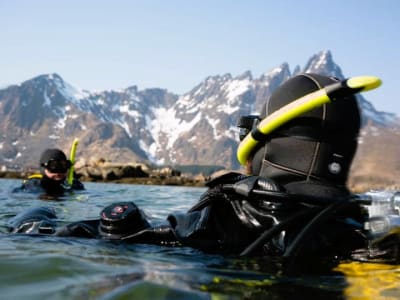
[0,171,206,187]
[2,171,399,192]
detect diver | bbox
[9,74,393,267]
[13,148,84,197]
[158,73,369,260]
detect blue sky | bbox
[1,0,399,114]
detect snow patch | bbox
[223,78,251,102]
[216,102,239,114]
[206,116,221,139]
[43,90,51,107]
[120,104,140,118]
[118,119,132,138]
[146,107,202,158]
[263,66,283,78]
[55,116,66,129]
[54,76,89,102]
[310,50,330,70]
[140,140,164,164]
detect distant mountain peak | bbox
[26,73,62,85]
[260,63,290,80]
[236,70,253,80]
[303,50,344,79]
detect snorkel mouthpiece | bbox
[237,76,382,166]
[346,76,382,92]
[325,76,382,101]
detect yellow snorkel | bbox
[236,76,382,166]
[67,138,79,185]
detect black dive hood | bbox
[251,73,361,196]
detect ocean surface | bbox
[0,178,399,300]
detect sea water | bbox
[0,178,400,300]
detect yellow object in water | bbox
[335,261,400,300]
[67,138,79,185]
[28,174,43,179]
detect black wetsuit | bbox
[8,171,371,267]
[12,174,85,197]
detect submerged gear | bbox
[9,172,400,266]
[8,201,174,243]
[168,172,367,259]
[250,74,361,189]
[8,207,57,234]
[99,202,151,239]
[7,172,368,262]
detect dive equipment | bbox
[237,115,261,141]
[237,76,382,165]
[67,138,79,185]
[363,191,400,238]
[239,189,400,257]
[42,159,72,173]
[99,202,150,239]
[8,207,57,234]
[28,174,43,179]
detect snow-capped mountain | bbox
[0,50,397,171]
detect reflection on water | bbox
[0,178,400,299]
[335,262,400,300]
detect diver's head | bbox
[40,148,71,181]
[244,73,361,187]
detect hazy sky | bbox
[1,0,399,114]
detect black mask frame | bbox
[41,159,72,173]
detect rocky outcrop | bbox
[75,159,150,181]
[73,158,186,183]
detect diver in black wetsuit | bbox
[160,73,369,260]
[13,148,84,197]
[10,74,392,266]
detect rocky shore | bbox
[0,160,207,187]
[2,158,399,192]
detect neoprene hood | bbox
[250,73,361,187]
[40,149,68,167]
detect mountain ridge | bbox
[0,50,398,188]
